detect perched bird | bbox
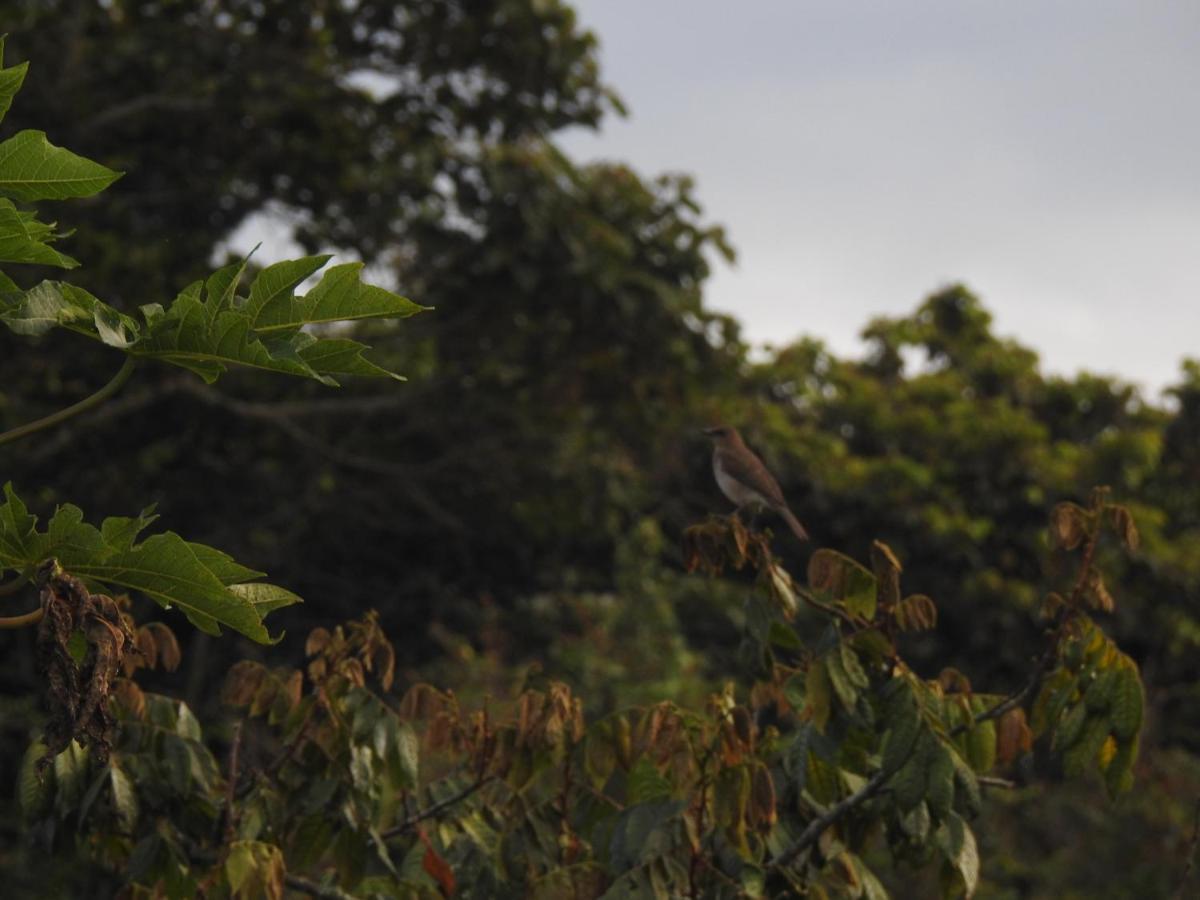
[703,425,809,541]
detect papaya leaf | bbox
[0,482,288,643]
[248,261,424,332]
[0,35,29,124]
[0,129,122,202]
[0,199,78,268]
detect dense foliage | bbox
[13,509,1148,898]
[2,2,1199,897]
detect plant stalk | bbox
[0,356,137,447]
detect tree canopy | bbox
[2,2,1200,897]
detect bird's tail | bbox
[779,507,809,542]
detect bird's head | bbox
[702,425,742,446]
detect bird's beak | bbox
[702,427,720,437]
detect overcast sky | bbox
[562,1,1199,397]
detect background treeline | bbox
[2,2,1199,896]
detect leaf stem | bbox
[0,606,43,628]
[0,356,137,447]
[0,567,32,596]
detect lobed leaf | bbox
[0,129,122,201]
[0,482,290,643]
[0,198,78,268]
[0,35,30,124]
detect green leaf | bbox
[925,742,955,820]
[188,542,263,584]
[0,484,286,643]
[229,582,304,617]
[607,798,686,874]
[248,261,424,332]
[161,734,193,794]
[0,130,121,201]
[808,549,878,619]
[243,254,332,321]
[289,815,336,869]
[52,740,89,809]
[110,764,139,831]
[17,740,50,820]
[393,721,420,791]
[936,813,980,898]
[75,532,272,642]
[1054,701,1088,751]
[964,718,996,774]
[626,756,672,804]
[900,801,931,841]
[0,280,89,336]
[0,36,29,125]
[204,258,251,325]
[825,648,860,713]
[839,642,870,689]
[1110,665,1144,740]
[0,199,78,268]
[850,854,892,900]
[0,482,36,564]
[951,750,983,819]
[880,681,920,775]
[175,702,203,741]
[100,506,159,551]
[4,256,423,384]
[1063,716,1111,777]
[1104,736,1138,799]
[225,840,285,899]
[891,732,931,813]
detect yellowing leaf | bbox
[225,841,285,900]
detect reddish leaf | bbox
[419,828,456,896]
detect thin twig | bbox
[766,768,891,873]
[687,741,716,899]
[1174,798,1200,900]
[953,525,1101,738]
[283,873,359,900]
[795,585,863,630]
[0,568,33,597]
[978,775,1017,790]
[950,670,1045,737]
[381,775,495,840]
[0,356,136,447]
[222,720,244,845]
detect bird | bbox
[703,425,809,541]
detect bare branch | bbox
[766,768,891,873]
[283,873,359,900]
[1174,798,1200,900]
[80,93,212,130]
[381,775,495,840]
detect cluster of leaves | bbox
[0,33,425,648]
[1032,490,1145,800]
[15,494,1146,898]
[0,32,421,388]
[1,484,298,642]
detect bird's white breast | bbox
[714,455,765,508]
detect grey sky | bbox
[562,1,1200,396]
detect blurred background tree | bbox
[2,2,1200,895]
